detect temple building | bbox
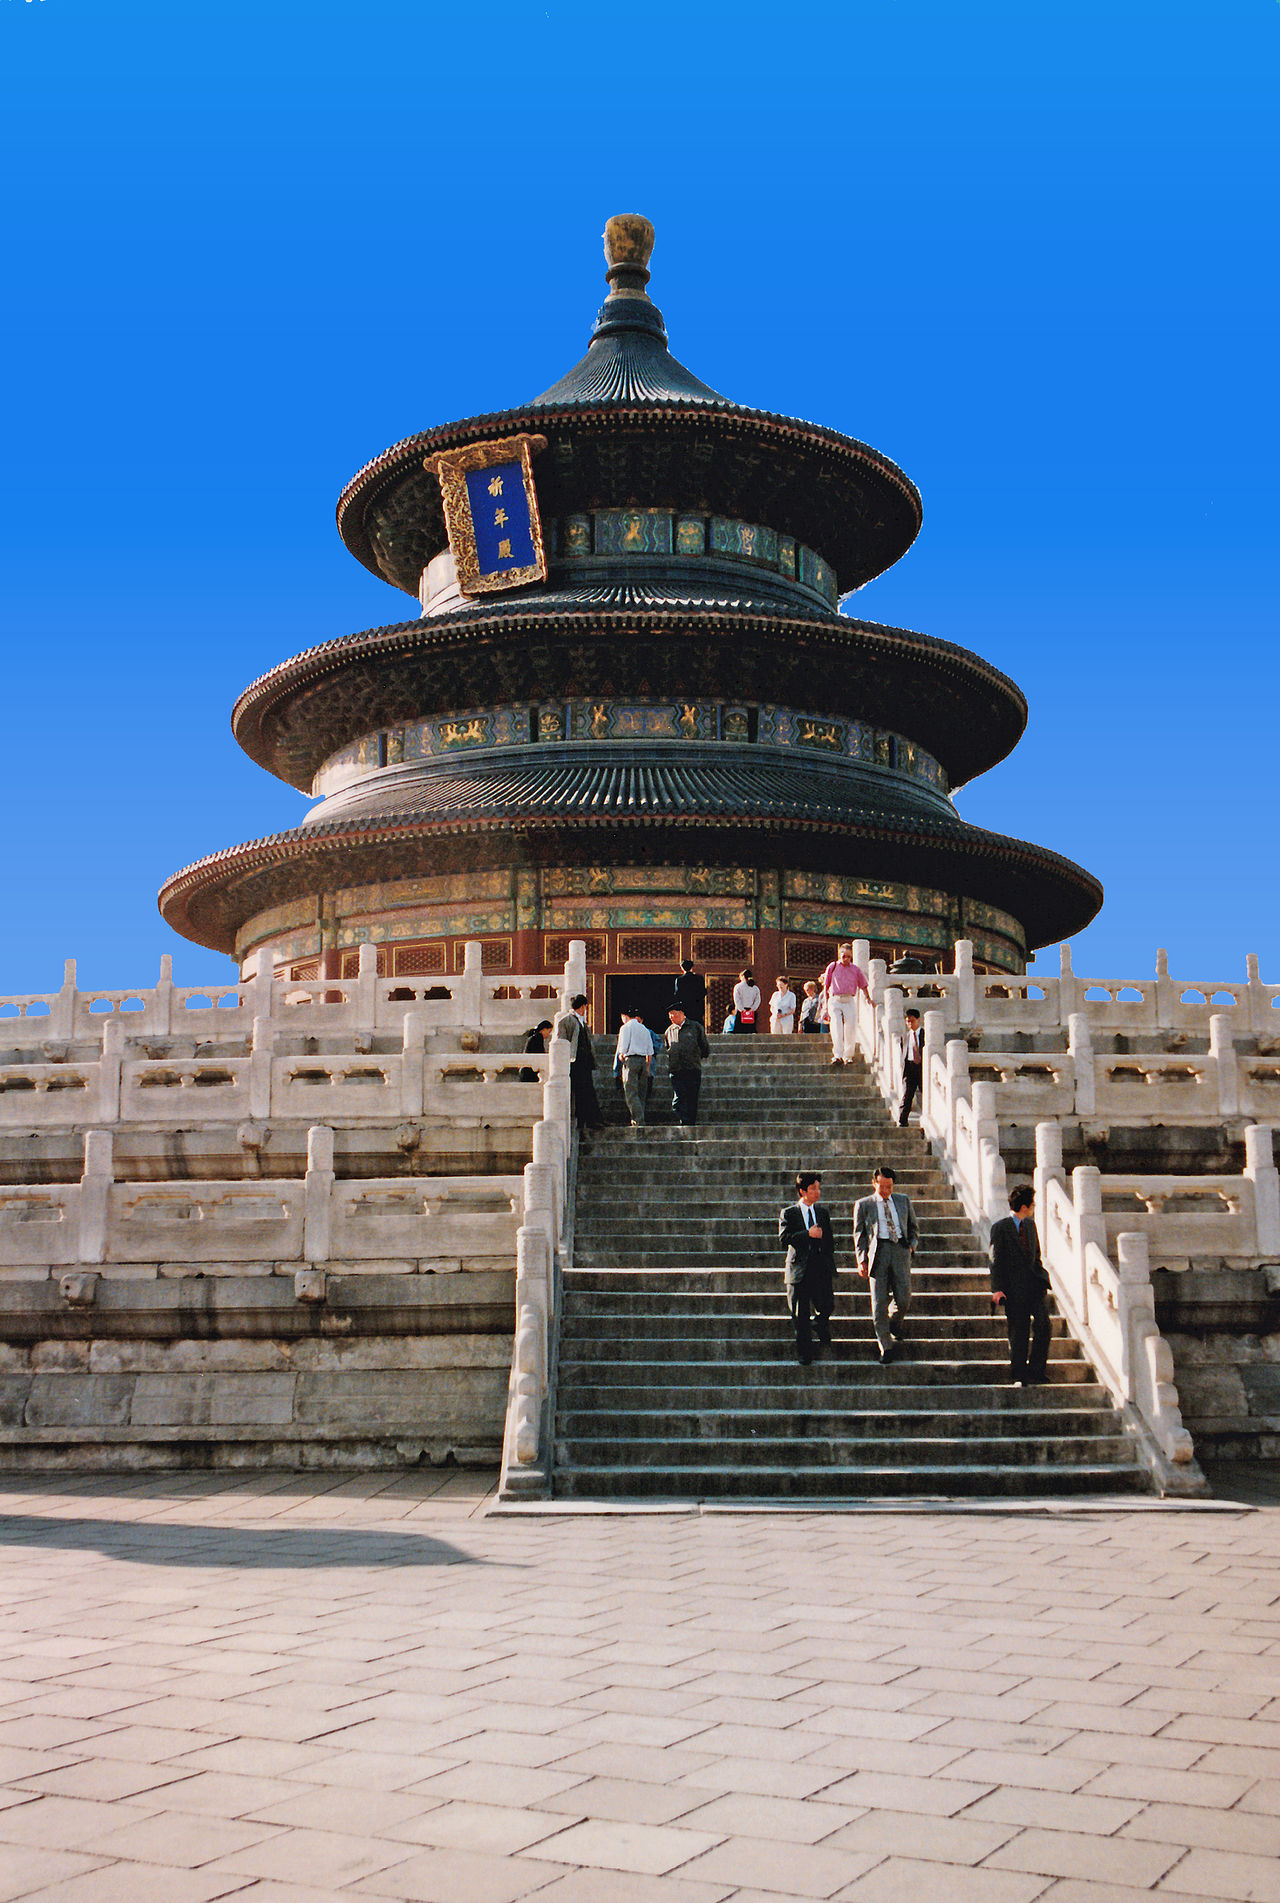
[159,216,1101,1029]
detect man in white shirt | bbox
[820,943,869,1066]
[614,1010,655,1126]
[853,1165,919,1364]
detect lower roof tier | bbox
[158,750,1102,956]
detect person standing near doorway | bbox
[672,958,706,1025]
[732,968,761,1033]
[769,975,797,1035]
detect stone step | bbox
[558,1378,1110,1408]
[557,1359,1102,1392]
[564,1270,999,1295]
[556,1405,1122,1441]
[552,1463,1149,1500]
[563,1291,1016,1316]
[559,1334,1085,1362]
[557,1432,1135,1469]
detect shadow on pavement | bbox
[0,1514,497,1569]
[1202,1461,1280,1507]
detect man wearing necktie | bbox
[778,1172,838,1366]
[853,1166,919,1364]
[898,1008,924,1126]
[989,1186,1052,1384]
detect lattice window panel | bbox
[785,936,837,969]
[452,937,514,972]
[708,975,737,1029]
[339,948,389,978]
[692,934,751,965]
[288,959,319,980]
[619,934,679,964]
[543,934,606,965]
[392,942,446,977]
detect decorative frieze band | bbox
[312,700,949,799]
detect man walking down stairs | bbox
[554,1034,1150,1500]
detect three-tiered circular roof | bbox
[159,214,1102,957]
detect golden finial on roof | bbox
[603,215,655,297]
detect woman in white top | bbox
[732,967,762,1033]
[769,976,797,1035]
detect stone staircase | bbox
[554,1036,1150,1499]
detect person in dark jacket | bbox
[778,1172,837,1365]
[520,1020,552,1082]
[664,1007,710,1125]
[989,1186,1052,1384]
[672,958,706,1025]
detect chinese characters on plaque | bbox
[424,434,548,596]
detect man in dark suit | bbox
[898,1008,924,1125]
[778,1171,837,1365]
[672,958,706,1026]
[989,1186,1052,1384]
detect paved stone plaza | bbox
[2,1483,1280,1901]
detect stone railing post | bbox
[511,1223,551,1465]
[882,984,904,1101]
[944,1036,969,1164]
[972,1080,1007,1226]
[953,939,976,1023]
[532,1118,566,1231]
[400,1010,425,1118]
[245,946,274,1023]
[562,939,588,1013]
[52,958,78,1041]
[459,941,484,1033]
[544,1035,571,1144]
[922,1007,945,1130]
[153,953,174,1036]
[852,937,872,987]
[99,1016,124,1122]
[355,942,379,1032]
[1154,947,1177,1030]
[80,1128,113,1266]
[1034,1120,1065,1243]
[1245,1125,1280,1256]
[1071,1165,1106,1328]
[1245,952,1270,1034]
[303,1125,334,1263]
[1068,1012,1095,1117]
[1116,1231,1196,1468]
[1209,1013,1239,1119]
[249,1015,273,1118]
[1058,942,1079,1030]
[523,1160,558,1256]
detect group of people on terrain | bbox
[523,945,1051,1386]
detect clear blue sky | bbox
[3,0,1276,995]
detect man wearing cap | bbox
[664,1007,710,1126]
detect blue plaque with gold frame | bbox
[424,434,548,596]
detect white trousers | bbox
[828,995,859,1061]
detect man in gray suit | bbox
[853,1164,919,1364]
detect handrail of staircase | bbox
[852,948,1205,1496]
[497,942,585,1497]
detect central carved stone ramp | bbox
[555,1037,1149,1500]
